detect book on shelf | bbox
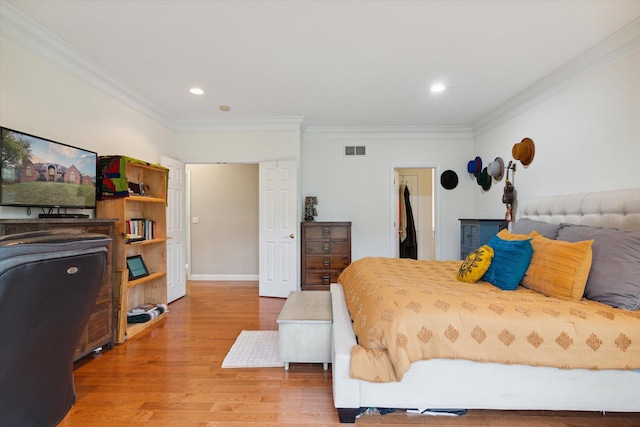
[127,303,163,316]
[126,218,157,240]
[126,303,168,324]
[125,233,144,243]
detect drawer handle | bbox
[323,258,330,267]
[322,227,330,236]
[322,275,330,282]
[323,243,330,253]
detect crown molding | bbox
[472,17,640,136]
[174,116,305,132]
[0,2,305,133]
[303,126,473,140]
[0,1,176,128]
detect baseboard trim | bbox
[189,274,259,281]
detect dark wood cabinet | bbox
[301,221,351,290]
[0,218,116,361]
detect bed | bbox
[331,188,640,423]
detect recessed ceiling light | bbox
[430,83,446,93]
[190,87,204,95]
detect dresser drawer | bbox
[305,255,350,270]
[305,271,342,286]
[305,241,349,255]
[75,300,111,354]
[460,223,479,248]
[86,301,112,344]
[459,219,507,260]
[304,225,349,241]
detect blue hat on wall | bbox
[467,156,482,176]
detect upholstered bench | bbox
[276,291,332,370]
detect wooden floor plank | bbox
[58,281,640,426]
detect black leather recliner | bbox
[0,229,111,427]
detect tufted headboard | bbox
[518,188,640,231]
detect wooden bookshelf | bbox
[97,159,168,343]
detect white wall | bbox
[0,36,174,218]
[174,129,301,164]
[474,47,640,219]
[302,132,474,261]
[187,163,259,279]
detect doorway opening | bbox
[393,167,436,261]
[184,161,299,298]
[185,163,260,282]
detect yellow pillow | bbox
[457,245,494,283]
[497,228,534,240]
[521,234,594,300]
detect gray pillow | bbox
[557,224,640,310]
[512,218,561,239]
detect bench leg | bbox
[337,407,359,423]
[323,362,328,370]
[284,362,289,370]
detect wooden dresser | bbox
[0,218,116,361]
[301,221,351,290]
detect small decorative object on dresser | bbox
[304,196,318,222]
[301,221,351,290]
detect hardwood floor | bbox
[60,281,640,426]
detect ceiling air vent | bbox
[345,146,366,156]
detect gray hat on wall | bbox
[487,157,504,181]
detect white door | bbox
[393,169,400,258]
[161,156,187,302]
[259,160,298,297]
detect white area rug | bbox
[221,330,284,368]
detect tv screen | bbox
[1,127,97,209]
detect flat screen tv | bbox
[0,127,97,211]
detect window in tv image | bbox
[0,127,97,209]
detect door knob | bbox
[289,234,295,239]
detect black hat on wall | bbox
[440,170,458,190]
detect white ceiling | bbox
[2,0,640,131]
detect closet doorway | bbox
[393,167,435,261]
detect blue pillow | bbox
[482,235,533,290]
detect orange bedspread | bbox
[339,257,640,383]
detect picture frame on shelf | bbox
[128,181,146,196]
[126,254,150,280]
